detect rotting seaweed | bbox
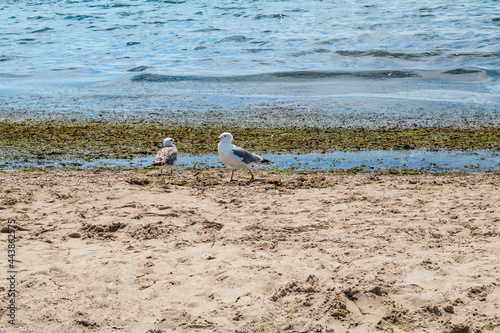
[0,120,499,161]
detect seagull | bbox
[152,137,178,175]
[218,132,272,181]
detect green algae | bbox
[0,120,499,161]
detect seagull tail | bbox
[259,158,273,165]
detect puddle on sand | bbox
[1,150,499,173]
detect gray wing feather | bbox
[154,147,178,166]
[232,146,262,164]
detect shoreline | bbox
[1,169,499,188]
[2,150,500,174]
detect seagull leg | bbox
[249,169,254,182]
[230,169,235,181]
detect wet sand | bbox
[0,170,499,332]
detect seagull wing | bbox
[232,146,264,164]
[153,147,178,166]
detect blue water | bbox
[0,0,499,126]
[1,0,500,77]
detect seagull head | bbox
[218,132,233,143]
[163,137,175,147]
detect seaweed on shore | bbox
[0,120,499,161]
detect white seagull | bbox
[152,137,178,175]
[218,132,272,181]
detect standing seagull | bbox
[152,137,178,175]
[218,132,272,181]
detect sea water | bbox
[1,0,499,123]
[1,0,500,76]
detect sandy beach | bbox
[0,170,499,332]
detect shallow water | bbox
[1,69,499,128]
[2,150,499,173]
